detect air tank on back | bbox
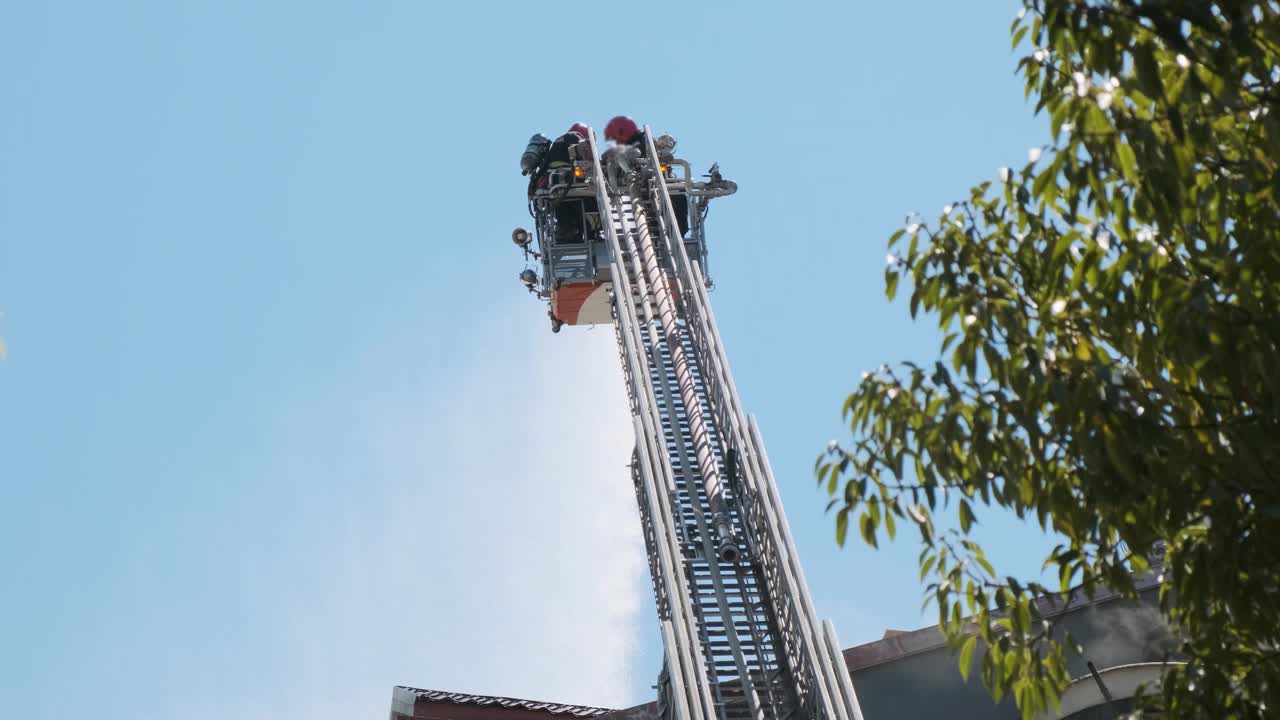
[520,133,551,176]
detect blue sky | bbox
[1,2,1056,718]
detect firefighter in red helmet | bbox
[525,122,589,192]
[521,122,595,243]
[601,115,645,188]
[604,115,689,238]
[604,115,641,145]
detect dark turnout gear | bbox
[670,191,690,239]
[554,202,586,242]
[541,132,583,172]
[526,131,584,199]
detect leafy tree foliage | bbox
[818,1,1279,717]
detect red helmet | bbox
[567,122,589,139]
[605,115,638,143]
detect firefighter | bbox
[524,123,593,243]
[604,115,643,148]
[604,115,689,238]
[525,122,589,196]
[542,122,589,176]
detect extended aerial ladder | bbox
[515,126,863,720]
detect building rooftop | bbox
[391,686,615,720]
[393,572,1168,720]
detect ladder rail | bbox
[615,251,710,720]
[615,198,768,720]
[615,190,797,715]
[553,125,864,720]
[614,249,712,720]
[639,129,856,720]
[612,196,742,719]
[589,131,715,720]
[597,152,797,717]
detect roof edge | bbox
[393,686,616,717]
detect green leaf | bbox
[1129,553,1150,574]
[1011,25,1029,51]
[1132,43,1165,101]
[974,547,995,577]
[958,635,979,680]
[860,513,878,548]
[959,499,976,533]
[921,553,938,581]
[1115,140,1137,181]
